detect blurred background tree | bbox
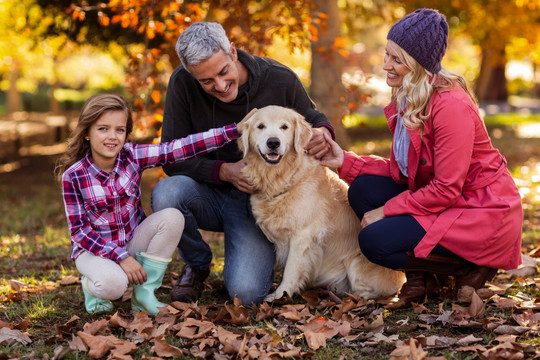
[1,0,540,145]
[37,0,326,135]
[402,0,540,102]
[0,0,58,114]
[0,0,128,114]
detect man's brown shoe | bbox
[171,265,210,302]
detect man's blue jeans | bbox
[151,175,275,305]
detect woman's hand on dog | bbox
[318,132,345,169]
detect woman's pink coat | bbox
[339,86,523,270]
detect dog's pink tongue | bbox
[267,154,280,161]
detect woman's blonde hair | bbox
[55,94,133,180]
[387,40,477,130]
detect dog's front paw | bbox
[264,289,287,302]
[264,292,278,302]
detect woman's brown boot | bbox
[425,272,442,297]
[385,271,426,310]
[386,252,477,309]
[455,266,497,290]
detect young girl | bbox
[56,94,246,315]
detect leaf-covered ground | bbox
[0,124,539,359]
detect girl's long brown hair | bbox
[54,94,133,181]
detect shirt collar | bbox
[82,152,117,184]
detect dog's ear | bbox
[237,108,257,132]
[293,112,313,153]
[237,113,253,158]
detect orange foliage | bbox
[314,36,350,63]
[97,12,110,26]
[150,90,161,104]
[67,0,325,136]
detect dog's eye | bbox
[257,124,265,130]
[280,124,289,130]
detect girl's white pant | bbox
[75,208,184,300]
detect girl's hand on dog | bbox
[318,132,345,169]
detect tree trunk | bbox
[532,62,540,98]
[475,46,508,102]
[7,65,21,114]
[309,0,349,147]
[50,57,60,114]
[51,81,61,115]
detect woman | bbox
[320,8,522,309]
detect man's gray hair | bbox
[176,22,232,70]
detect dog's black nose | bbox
[267,137,280,150]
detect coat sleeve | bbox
[338,151,393,185]
[133,124,239,170]
[384,94,475,216]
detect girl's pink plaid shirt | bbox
[61,124,238,263]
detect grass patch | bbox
[343,113,387,129]
[343,111,540,130]
[484,112,540,126]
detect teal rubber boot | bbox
[131,252,169,316]
[81,276,114,314]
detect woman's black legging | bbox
[348,175,456,270]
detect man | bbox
[152,22,334,305]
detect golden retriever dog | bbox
[238,105,405,302]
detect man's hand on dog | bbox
[219,160,255,194]
[306,127,332,159]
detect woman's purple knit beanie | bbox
[387,8,448,74]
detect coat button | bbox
[420,158,427,165]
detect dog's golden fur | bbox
[239,105,405,302]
